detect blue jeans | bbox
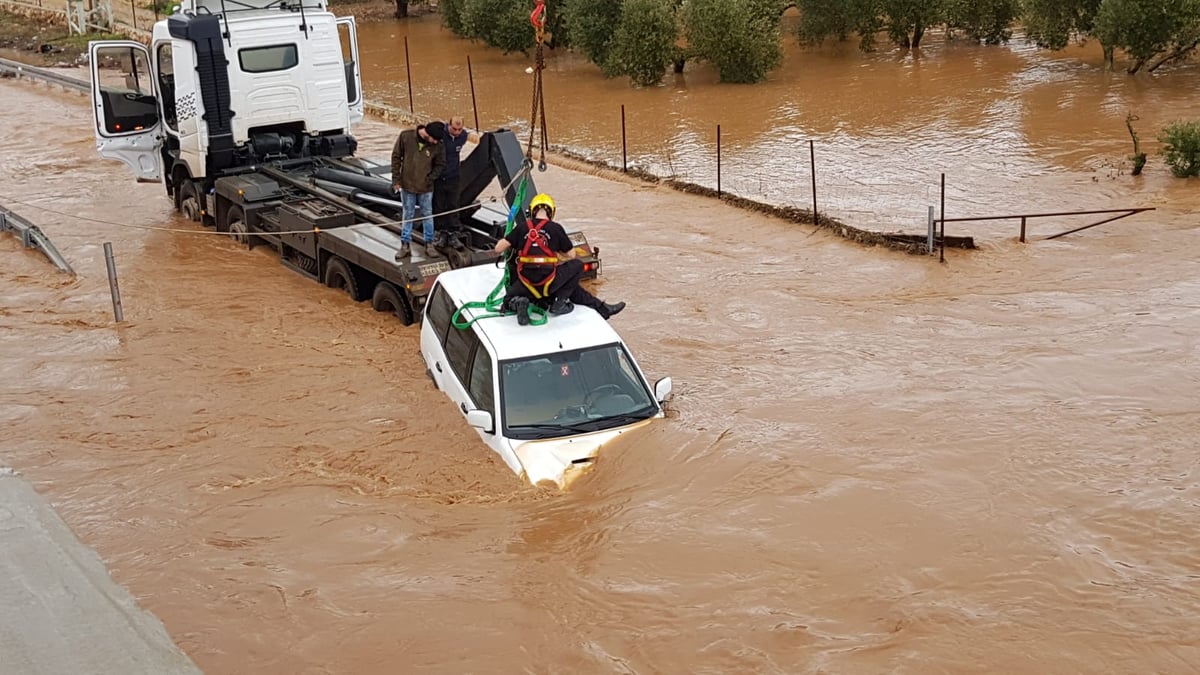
[400,190,434,243]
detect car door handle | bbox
[435,362,443,373]
[460,402,468,414]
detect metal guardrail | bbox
[0,205,76,274]
[0,56,90,92]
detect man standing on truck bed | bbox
[494,193,626,326]
[432,116,470,247]
[392,121,447,259]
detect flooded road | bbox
[2,68,1200,675]
[355,14,1200,231]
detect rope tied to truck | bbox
[526,0,550,173]
[449,172,550,329]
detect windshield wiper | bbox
[594,411,654,426]
[508,422,594,432]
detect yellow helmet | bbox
[529,193,556,219]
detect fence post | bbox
[927,206,936,255]
[716,124,721,196]
[939,173,946,263]
[467,55,479,131]
[129,0,136,30]
[809,139,818,225]
[620,105,627,173]
[103,242,124,322]
[1020,216,1027,243]
[404,36,414,115]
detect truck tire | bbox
[222,206,249,247]
[371,281,415,326]
[323,256,363,302]
[180,180,202,223]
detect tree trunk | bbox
[674,58,685,73]
[394,0,408,17]
[1128,57,1145,75]
[1103,45,1115,69]
[911,20,925,49]
[1148,39,1200,72]
[1126,113,1146,176]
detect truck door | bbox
[336,16,364,127]
[88,40,163,183]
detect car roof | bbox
[436,265,624,361]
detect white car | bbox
[420,265,672,488]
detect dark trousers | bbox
[433,176,461,233]
[507,259,603,311]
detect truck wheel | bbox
[223,206,249,247]
[323,257,363,302]
[371,281,415,326]
[180,180,202,223]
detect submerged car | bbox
[420,265,672,488]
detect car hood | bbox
[513,418,655,489]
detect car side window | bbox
[444,324,479,385]
[467,346,494,412]
[425,284,454,345]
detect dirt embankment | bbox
[0,8,128,66]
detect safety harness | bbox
[516,216,558,299]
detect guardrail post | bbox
[1019,216,1027,243]
[103,242,124,322]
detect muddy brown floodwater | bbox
[2,67,1199,674]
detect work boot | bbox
[510,296,531,326]
[599,301,626,320]
[548,297,574,316]
[394,242,411,261]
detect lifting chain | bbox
[527,0,549,172]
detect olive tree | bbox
[1019,0,1103,50]
[440,0,467,35]
[684,0,784,83]
[605,0,679,86]
[1093,0,1200,73]
[796,0,946,50]
[1158,120,1200,177]
[562,0,624,66]
[461,0,535,54]
[945,0,1020,44]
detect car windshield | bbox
[500,343,657,439]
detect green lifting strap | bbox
[450,174,548,329]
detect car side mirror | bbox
[465,409,494,433]
[653,376,673,404]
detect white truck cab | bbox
[87,0,361,214]
[421,265,673,488]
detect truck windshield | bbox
[500,343,656,440]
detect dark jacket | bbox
[391,127,446,194]
[438,127,470,182]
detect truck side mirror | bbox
[654,377,673,404]
[466,409,494,434]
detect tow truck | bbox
[85,0,600,323]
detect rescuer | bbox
[493,193,625,326]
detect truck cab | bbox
[88,0,361,210]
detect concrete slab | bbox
[0,469,201,675]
